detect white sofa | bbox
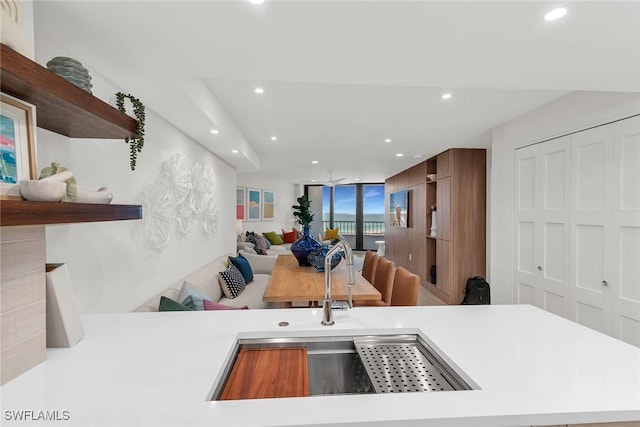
[134,252,278,312]
[237,240,293,256]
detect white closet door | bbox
[611,116,640,346]
[539,137,571,317]
[514,145,540,306]
[570,125,613,335]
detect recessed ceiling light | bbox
[545,7,568,21]
[210,129,219,134]
[270,136,278,141]
[311,160,319,164]
[385,138,392,143]
[248,0,264,5]
[311,179,317,183]
[232,149,239,154]
[414,154,424,158]
[355,178,360,181]
[254,87,264,94]
[442,93,452,100]
[396,153,404,157]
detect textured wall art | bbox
[138,153,218,252]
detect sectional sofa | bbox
[134,251,278,312]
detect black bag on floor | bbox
[461,276,491,305]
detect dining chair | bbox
[390,266,420,306]
[361,250,379,284]
[356,255,395,307]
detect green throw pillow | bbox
[159,296,195,311]
[263,231,284,245]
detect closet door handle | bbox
[602,280,609,287]
[537,266,542,271]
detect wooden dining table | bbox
[263,254,382,307]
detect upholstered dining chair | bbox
[361,250,379,284]
[356,255,395,307]
[390,267,420,306]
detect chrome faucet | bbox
[322,240,356,326]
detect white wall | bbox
[489,91,640,304]
[34,39,237,313]
[236,174,299,235]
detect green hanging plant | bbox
[115,92,145,170]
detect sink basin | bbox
[306,338,375,395]
[210,333,473,400]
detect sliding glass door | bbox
[310,183,385,251]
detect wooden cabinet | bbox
[430,149,486,304]
[436,177,451,241]
[385,149,486,301]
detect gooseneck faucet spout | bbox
[322,240,355,326]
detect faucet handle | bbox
[331,301,349,311]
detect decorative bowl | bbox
[307,247,343,272]
[427,174,437,181]
[19,180,66,202]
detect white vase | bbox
[430,211,437,237]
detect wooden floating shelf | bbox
[0,43,137,139]
[0,199,142,227]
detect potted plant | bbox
[290,195,321,267]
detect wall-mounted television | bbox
[389,190,408,228]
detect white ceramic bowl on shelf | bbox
[427,174,437,181]
[19,180,66,202]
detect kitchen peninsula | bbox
[1,305,638,426]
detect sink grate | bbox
[354,342,456,393]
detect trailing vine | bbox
[115,92,145,170]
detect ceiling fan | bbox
[307,171,346,187]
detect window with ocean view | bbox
[320,183,385,250]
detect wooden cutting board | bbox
[220,348,309,400]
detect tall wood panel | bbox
[385,149,486,303]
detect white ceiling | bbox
[33,1,640,184]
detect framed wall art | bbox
[389,189,409,227]
[236,187,246,220]
[0,93,37,199]
[247,188,261,221]
[262,190,274,220]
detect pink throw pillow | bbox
[203,299,248,310]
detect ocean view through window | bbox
[321,183,385,250]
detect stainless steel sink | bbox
[210,333,473,400]
[306,338,375,395]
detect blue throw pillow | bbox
[229,255,254,283]
[178,281,210,310]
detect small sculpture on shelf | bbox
[18,162,113,204]
[429,204,437,238]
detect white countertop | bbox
[1,305,639,427]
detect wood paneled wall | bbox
[386,149,486,304]
[0,225,46,385]
[385,161,427,286]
